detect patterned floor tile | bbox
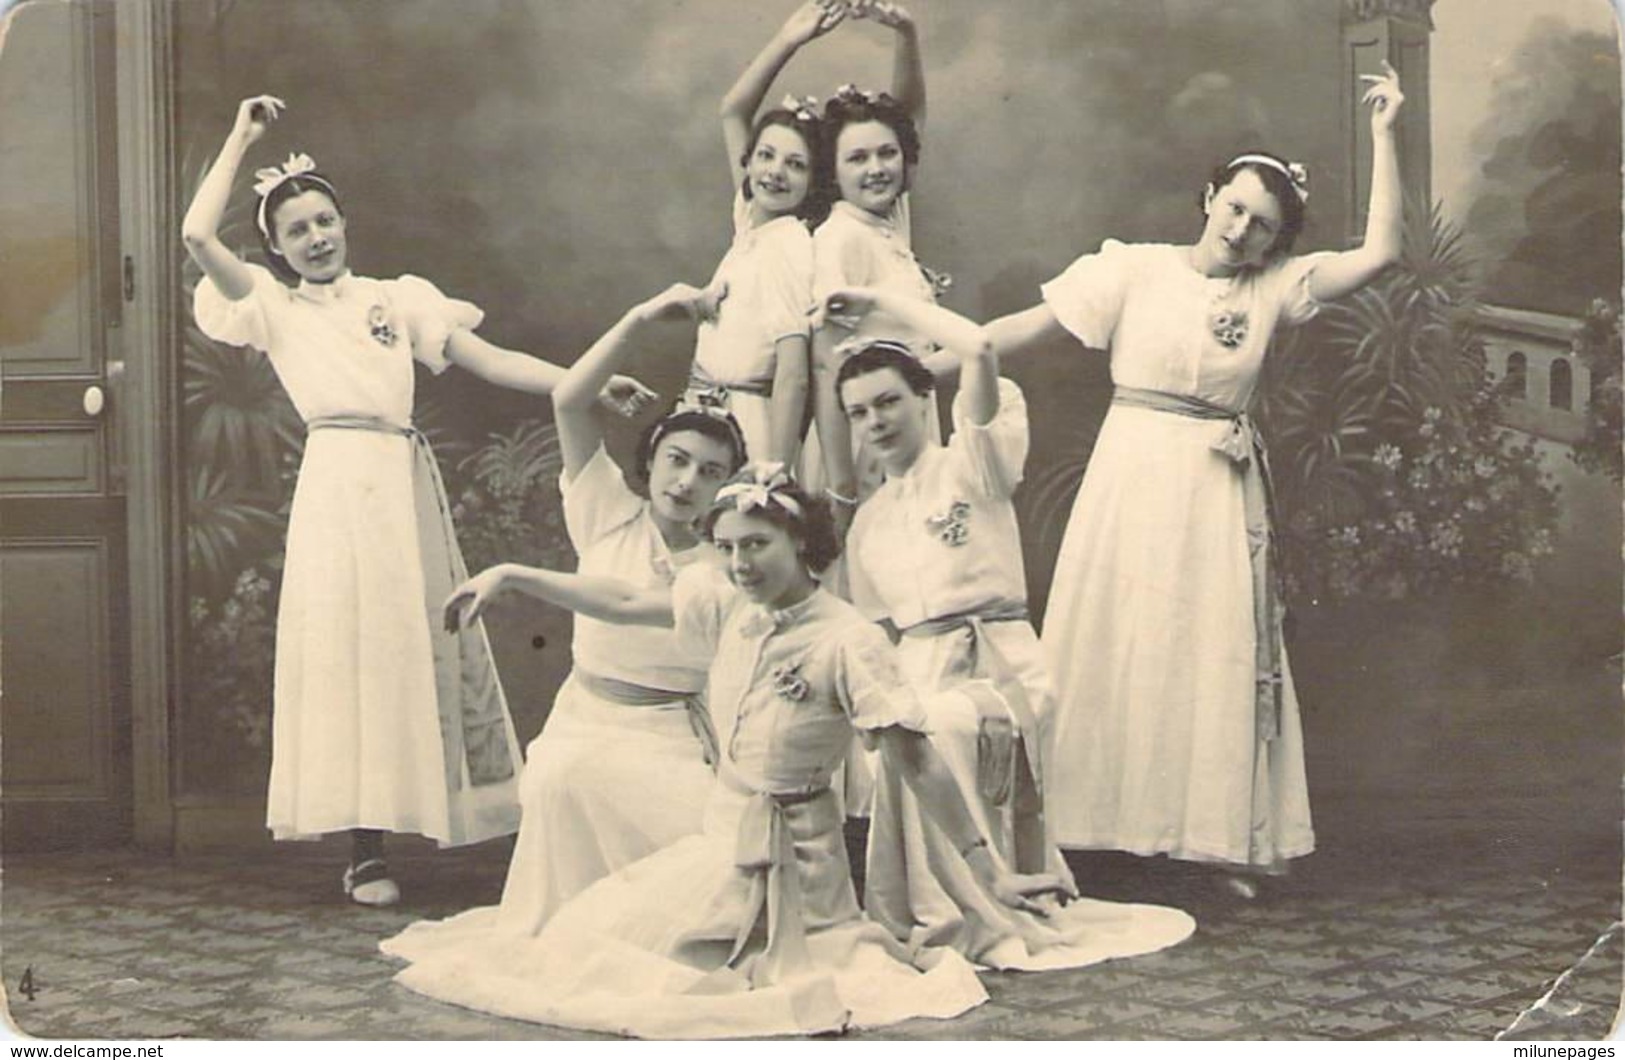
[1270,1008,1407,1039]
[1188,995,1320,1026]
[1345,993,1462,1025]
[1038,997,1166,1029]
[3,848,1619,1041]
[1103,975,1233,1006]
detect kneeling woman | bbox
[385,466,1064,1038]
[393,284,747,941]
[823,287,1195,970]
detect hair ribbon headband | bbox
[1227,153,1309,203]
[715,461,803,517]
[779,93,821,122]
[252,152,336,236]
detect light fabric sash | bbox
[691,768,835,993]
[306,415,517,793]
[574,670,718,769]
[899,602,1048,874]
[1109,386,1284,746]
[683,365,774,412]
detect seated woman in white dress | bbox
[384,466,1069,1038]
[391,283,747,941]
[820,287,1196,969]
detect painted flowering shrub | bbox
[1277,394,1558,603]
[1258,198,1561,604]
[1568,299,1622,484]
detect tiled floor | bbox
[2,824,1619,1041]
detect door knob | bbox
[83,385,105,417]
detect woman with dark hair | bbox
[386,465,1068,1038]
[681,0,845,466]
[822,288,1194,970]
[803,1,944,507]
[180,96,652,905]
[984,63,1408,892]
[392,284,747,949]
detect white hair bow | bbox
[1227,153,1309,204]
[252,153,319,199]
[779,94,820,121]
[715,461,803,517]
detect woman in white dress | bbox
[821,287,1195,968]
[182,95,651,905]
[680,0,844,464]
[402,283,747,944]
[803,1,947,507]
[387,466,1068,1038]
[984,64,1407,890]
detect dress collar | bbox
[741,586,825,637]
[831,199,901,234]
[294,270,357,304]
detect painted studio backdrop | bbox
[165,0,1620,860]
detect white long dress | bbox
[451,444,715,940]
[1038,239,1331,868]
[849,379,1195,968]
[682,192,813,463]
[384,566,988,1038]
[193,264,522,846]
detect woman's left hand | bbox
[988,869,1073,917]
[598,374,658,418]
[855,0,914,31]
[1361,59,1404,134]
[812,287,878,331]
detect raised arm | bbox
[823,287,995,424]
[444,563,675,634]
[720,1,846,188]
[553,282,721,479]
[810,323,859,503]
[445,330,567,396]
[865,2,925,129]
[447,313,665,423]
[181,95,284,301]
[768,334,811,465]
[1307,60,1404,302]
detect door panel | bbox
[0,0,130,850]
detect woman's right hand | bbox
[642,281,727,325]
[780,0,847,46]
[443,566,508,633]
[230,94,285,149]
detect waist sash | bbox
[683,365,774,412]
[306,415,517,793]
[1110,386,1284,745]
[574,670,718,769]
[687,767,836,993]
[899,601,1048,874]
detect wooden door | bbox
[0,0,132,851]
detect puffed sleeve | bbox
[384,274,485,375]
[812,214,875,303]
[192,261,283,353]
[947,376,1029,501]
[1270,250,1337,327]
[834,622,931,742]
[672,561,735,660]
[1039,238,1134,351]
[758,224,815,345]
[561,443,644,553]
[845,509,889,623]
